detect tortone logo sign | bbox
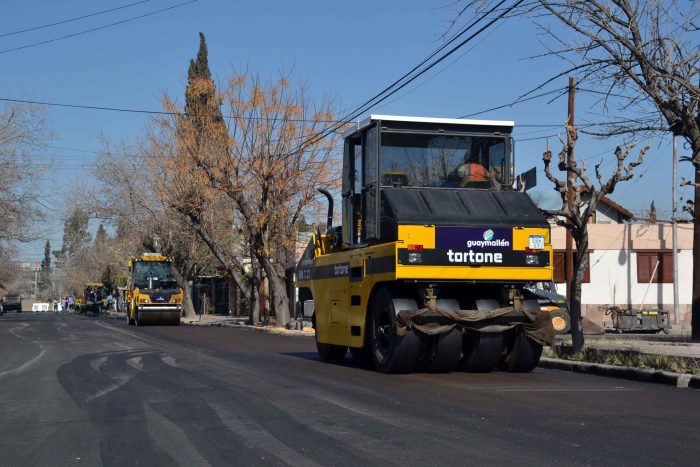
[436,227,513,265]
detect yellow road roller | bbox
[125,253,182,326]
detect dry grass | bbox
[543,346,700,376]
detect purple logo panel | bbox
[435,227,512,250]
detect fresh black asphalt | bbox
[1,313,698,466]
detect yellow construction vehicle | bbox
[78,282,106,316]
[296,115,554,373]
[125,253,182,326]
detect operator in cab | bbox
[445,148,490,188]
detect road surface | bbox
[1,313,698,466]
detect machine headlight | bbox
[525,254,539,265]
[408,252,422,264]
[140,296,150,303]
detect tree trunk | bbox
[570,230,589,352]
[172,268,196,318]
[248,254,260,325]
[259,255,291,328]
[693,167,700,340]
[184,213,250,301]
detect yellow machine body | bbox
[126,253,183,326]
[295,115,554,373]
[298,225,552,348]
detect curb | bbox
[182,319,316,337]
[539,357,700,389]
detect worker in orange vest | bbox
[446,149,489,187]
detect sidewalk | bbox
[555,331,700,359]
[545,329,700,388]
[181,314,316,337]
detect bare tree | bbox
[543,124,647,350]
[450,0,700,336]
[86,140,222,318]
[141,132,254,319]
[156,70,342,328]
[0,101,50,243]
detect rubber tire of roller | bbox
[498,328,543,373]
[421,328,463,373]
[462,331,504,373]
[370,288,421,374]
[313,314,347,361]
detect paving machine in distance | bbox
[296,115,555,373]
[125,253,182,326]
[79,283,106,316]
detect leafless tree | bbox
[0,101,50,244]
[543,124,647,350]
[85,139,225,318]
[155,71,342,328]
[451,0,700,337]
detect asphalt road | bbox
[1,313,698,467]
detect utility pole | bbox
[565,77,576,307]
[672,134,680,325]
[34,260,39,297]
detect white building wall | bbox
[594,204,619,223]
[552,223,693,327]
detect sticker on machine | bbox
[435,227,512,250]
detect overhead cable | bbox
[0,0,198,55]
[0,0,154,38]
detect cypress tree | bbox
[39,240,52,296]
[184,32,222,129]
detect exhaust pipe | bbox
[318,189,333,230]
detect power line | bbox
[460,87,566,118]
[0,97,344,126]
[295,0,526,154]
[347,0,510,121]
[0,0,154,38]
[374,16,510,113]
[0,0,198,55]
[344,0,521,124]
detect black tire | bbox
[313,314,347,360]
[462,331,504,372]
[370,288,420,374]
[420,328,462,373]
[349,346,372,365]
[550,309,571,334]
[316,341,347,360]
[498,328,543,373]
[127,304,135,325]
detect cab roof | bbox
[132,254,170,262]
[342,114,515,139]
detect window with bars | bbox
[553,251,590,283]
[636,252,673,283]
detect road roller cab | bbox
[296,115,555,373]
[125,253,182,326]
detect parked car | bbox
[2,294,22,313]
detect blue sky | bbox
[2,0,692,261]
